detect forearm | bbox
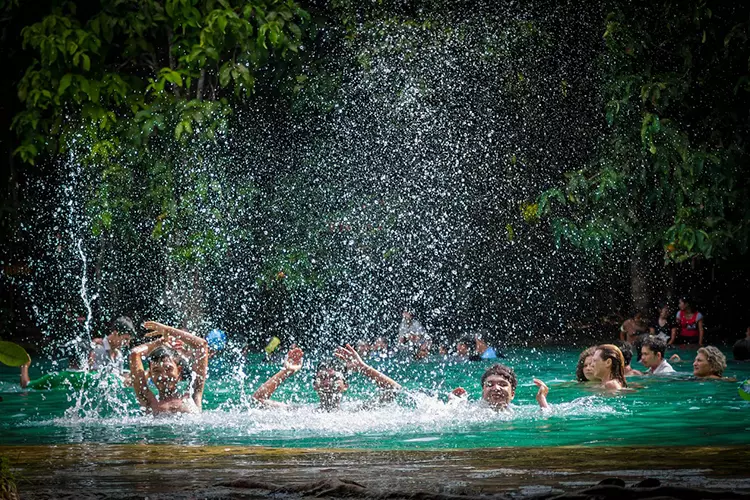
[536,395,549,409]
[154,324,208,349]
[253,368,295,401]
[358,364,401,391]
[20,364,30,388]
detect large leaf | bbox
[0,341,30,367]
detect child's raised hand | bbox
[283,347,304,373]
[334,344,365,371]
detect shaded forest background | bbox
[0,0,749,352]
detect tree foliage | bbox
[537,1,750,264]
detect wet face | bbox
[313,368,347,398]
[583,355,597,381]
[481,374,515,409]
[693,352,713,377]
[591,350,612,379]
[150,357,181,394]
[456,343,469,356]
[640,346,661,369]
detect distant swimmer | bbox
[253,344,402,411]
[129,321,208,415]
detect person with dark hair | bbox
[649,303,675,343]
[575,346,599,382]
[641,335,675,375]
[455,336,475,359]
[475,334,498,360]
[615,341,643,377]
[590,344,628,390]
[619,311,649,343]
[732,327,750,361]
[452,364,549,410]
[129,321,209,414]
[253,344,401,412]
[669,297,704,346]
[89,316,134,384]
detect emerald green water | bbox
[1,347,748,449]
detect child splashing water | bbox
[129,321,208,415]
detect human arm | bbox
[19,353,31,388]
[668,327,677,345]
[128,340,162,410]
[533,378,549,409]
[335,344,401,391]
[252,347,303,405]
[143,321,209,407]
[698,318,704,346]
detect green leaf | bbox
[58,73,72,95]
[0,340,30,367]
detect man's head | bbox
[480,364,517,410]
[313,359,348,411]
[149,346,190,396]
[640,336,667,369]
[456,337,474,356]
[615,341,634,368]
[109,316,135,348]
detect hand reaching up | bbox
[334,344,366,372]
[533,378,549,408]
[283,347,304,373]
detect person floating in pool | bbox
[129,321,208,415]
[671,345,735,381]
[451,364,550,410]
[640,335,675,375]
[588,344,628,390]
[575,346,598,382]
[253,344,402,411]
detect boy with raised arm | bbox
[129,321,209,415]
[253,344,401,411]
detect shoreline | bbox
[3,444,750,498]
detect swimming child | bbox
[129,321,208,415]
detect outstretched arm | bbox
[253,348,303,406]
[20,354,31,388]
[143,321,209,407]
[533,378,549,409]
[129,340,162,410]
[335,344,401,391]
[698,319,704,346]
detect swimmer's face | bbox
[456,343,469,355]
[481,374,514,409]
[591,350,612,379]
[150,357,181,392]
[640,346,661,369]
[583,355,597,381]
[313,368,347,396]
[693,352,713,377]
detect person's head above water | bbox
[575,346,597,382]
[614,341,634,368]
[640,335,667,370]
[148,346,190,396]
[693,346,726,378]
[456,336,474,356]
[480,364,517,410]
[109,316,135,348]
[313,358,348,411]
[592,344,627,388]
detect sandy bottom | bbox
[2,444,750,499]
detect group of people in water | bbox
[14,297,744,416]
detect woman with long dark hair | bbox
[590,344,628,390]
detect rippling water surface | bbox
[1,347,748,449]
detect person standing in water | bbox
[669,297,704,346]
[253,344,401,411]
[129,321,208,415]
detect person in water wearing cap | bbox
[129,321,209,414]
[450,364,550,411]
[253,344,402,411]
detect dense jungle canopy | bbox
[0,0,749,349]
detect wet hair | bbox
[697,346,727,377]
[315,358,348,382]
[457,336,474,348]
[595,344,628,388]
[614,341,634,366]
[679,296,695,312]
[149,346,191,381]
[576,346,596,382]
[480,364,517,391]
[733,337,750,361]
[110,316,136,336]
[641,335,667,359]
